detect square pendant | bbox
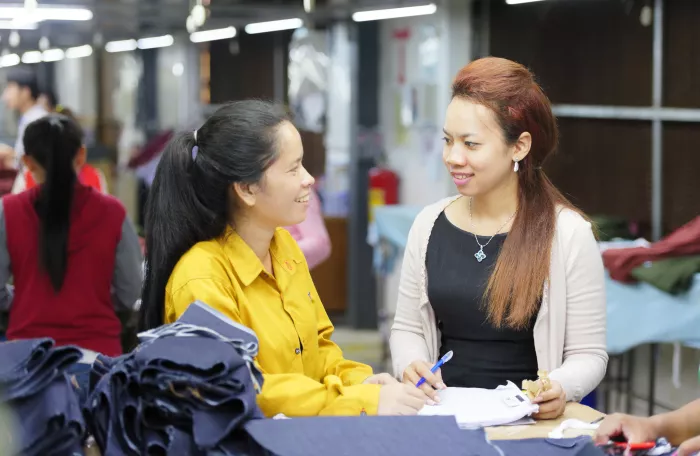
[475,249,486,262]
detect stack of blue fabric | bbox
[84,321,265,455]
[0,338,86,456]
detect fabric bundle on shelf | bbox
[603,216,700,283]
[0,338,86,456]
[83,321,265,455]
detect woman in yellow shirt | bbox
[138,100,428,417]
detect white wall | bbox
[157,37,201,130]
[377,0,473,327]
[55,54,98,138]
[379,0,473,207]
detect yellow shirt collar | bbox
[220,227,304,287]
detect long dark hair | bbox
[139,100,290,331]
[23,114,84,292]
[452,57,588,329]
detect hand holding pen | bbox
[401,351,453,403]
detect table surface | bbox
[487,403,604,440]
[83,403,605,454]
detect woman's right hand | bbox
[377,383,431,416]
[402,360,446,401]
[594,413,661,444]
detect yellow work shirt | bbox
[164,227,381,417]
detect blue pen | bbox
[416,350,453,388]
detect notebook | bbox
[418,381,539,428]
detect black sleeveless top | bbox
[426,211,539,389]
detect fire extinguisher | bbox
[368,166,400,222]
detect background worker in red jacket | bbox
[13,93,109,195]
[0,115,142,369]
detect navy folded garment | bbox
[84,322,265,456]
[89,353,132,393]
[0,338,54,382]
[0,339,82,401]
[10,374,85,456]
[178,300,260,348]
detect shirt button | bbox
[295,348,301,355]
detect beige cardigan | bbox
[390,196,608,403]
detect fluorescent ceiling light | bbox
[0,53,20,67]
[505,0,546,4]
[0,19,37,29]
[190,26,237,43]
[21,50,42,63]
[0,6,92,21]
[65,44,92,59]
[352,4,437,22]
[105,39,137,53]
[244,18,302,34]
[137,34,174,49]
[42,48,64,62]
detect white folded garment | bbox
[418,381,539,428]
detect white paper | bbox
[418,381,539,428]
[496,416,536,427]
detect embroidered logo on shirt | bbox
[284,260,295,272]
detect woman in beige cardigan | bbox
[390,57,607,420]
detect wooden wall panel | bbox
[545,118,652,231]
[489,0,652,106]
[662,123,700,230]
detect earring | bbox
[513,160,519,172]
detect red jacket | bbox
[603,216,700,282]
[3,184,126,355]
[24,164,107,194]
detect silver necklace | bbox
[469,197,516,263]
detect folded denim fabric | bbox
[10,374,85,456]
[0,339,81,402]
[0,338,54,382]
[84,323,264,455]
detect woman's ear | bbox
[22,155,41,174]
[512,131,532,162]
[232,181,258,208]
[73,145,87,169]
[22,155,43,182]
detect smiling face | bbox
[442,97,530,197]
[237,121,315,229]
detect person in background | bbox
[37,88,75,119]
[0,115,142,394]
[15,90,108,195]
[285,187,331,270]
[0,69,47,184]
[140,100,429,418]
[390,57,607,420]
[596,402,700,456]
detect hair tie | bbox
[48,116,63,130]
[191,129,199,161]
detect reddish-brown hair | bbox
[452,57,585,329]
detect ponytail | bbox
[138,100,290,332]
[139,133,228,332]
[23,115,84,292]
